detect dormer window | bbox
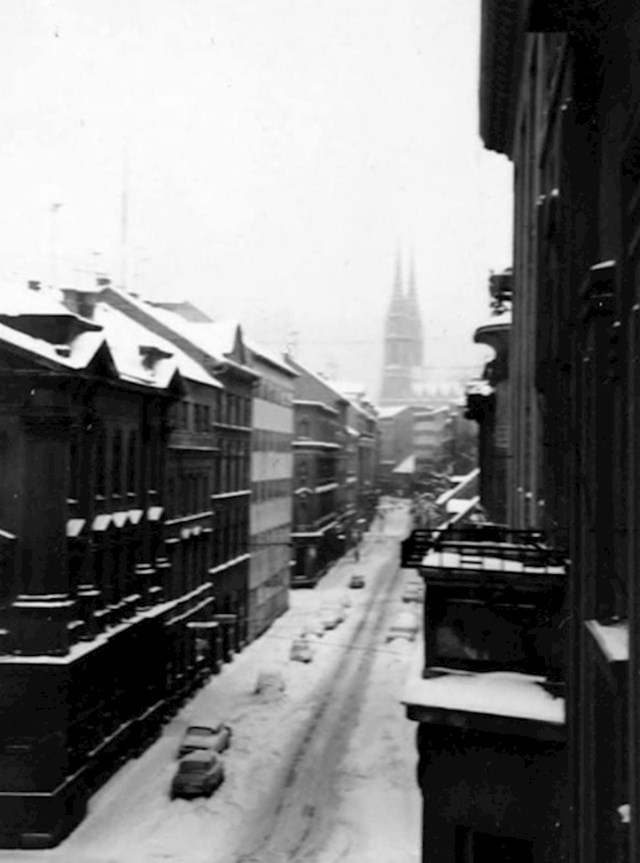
[139,344,172,370]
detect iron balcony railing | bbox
[401,525,567,573]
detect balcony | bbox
[402,525,567,740]
[401,525,551,569]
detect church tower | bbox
[379,251,424,405]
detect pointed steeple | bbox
[407,253,417,300]
[393,249,403,299]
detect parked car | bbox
[386,610,419,642]
[319,605,345,630]
[170,751,225,799]
[349,574,366,589]
[177,722,232,758]
[402,582,423,603]
[290,636,314,663]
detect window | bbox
[180,402,189,429]
[95,427,107,498]
[68,432,81,503]
[127,431,138,495]
[112,429,124,497]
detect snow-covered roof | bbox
[392,454,416,474]
[92,302,219,388]
[377,405,410,419]
[245,338,298,376]
[0,318,101,372]
[403,669,565,725]
[436,468,480,506]
[0,285,72,317]
[139,299,235,360]
[103,288,248,372]
[444,496,481,523]
[446,496,480,515]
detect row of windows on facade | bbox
[166,474,212,518]
[69,427,155,503]
[212,504,249,565]
[251,478,293,503]
[166,458,251,517]
[296,491,337,526]
[252,430,294,452]
[297,416,339,441]
[297,456,338,483]
[170,392,251,432]
[255,378,294,407]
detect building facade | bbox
[245,343,296,639]
[412,406,454,473]
[0,286,221,847]
[479,3,640,860]
[465,270,512,524]
[102,291,257,651]
[285,356,347,586]
[377,406,414,481]
[402,525,568,862]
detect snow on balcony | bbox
[420,546,565,576]
[403,667,565,726]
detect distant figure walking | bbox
[354,546,360,562]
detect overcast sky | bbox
[0,0,512,396]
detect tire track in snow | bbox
[232,537,405,863]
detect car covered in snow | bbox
[319,605,345,630]
[290,636,314,663]
[170,750,225,799]
[402,582,423,603]
[386,610,419,642]
[348,574,366,589]
[176,722,232,758]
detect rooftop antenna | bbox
[286,328,299,357]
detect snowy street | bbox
[0,502,421,863]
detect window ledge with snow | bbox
[402,667,565,741]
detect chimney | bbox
[27,280,41,292]
[96,276,111,288]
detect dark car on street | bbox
[177,722,232,758]
[170,751,225,799]
[348,574,366,589]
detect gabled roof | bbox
[244,338,298,377]
[0,285,185,394]
[91,301,219,388]
[102,288,257,380]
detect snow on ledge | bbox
[402,669,565,725]
[585,619,629,664]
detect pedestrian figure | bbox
[354,546,360,562]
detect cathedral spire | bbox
[407,253,417,300]
[393,249,403,298]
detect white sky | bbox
[0,0,512,396]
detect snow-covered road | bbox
[0,502,421,863]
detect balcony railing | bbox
[401,525,566,573]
